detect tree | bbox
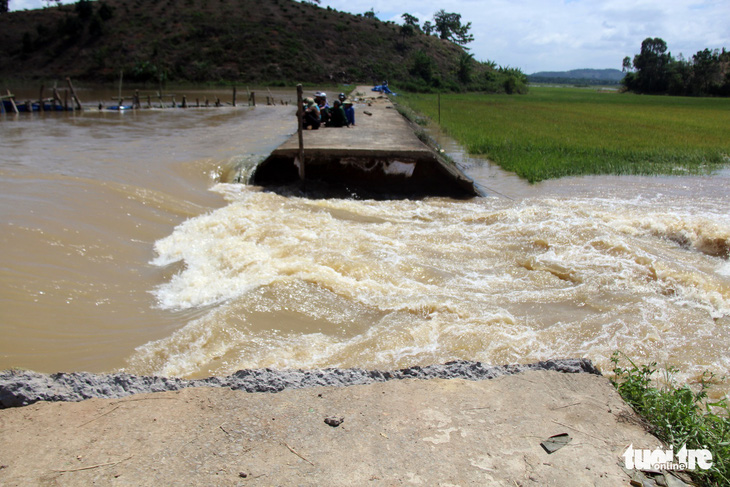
[400,23,416,44]
[622,56,632,72]
[498,66,528,94]
[1,0,8,14]
[631,37,672,93]
[75,0,93,20]
[457,51,474,83]
[410,50,433,82]
[399,13,419,45]
[402,13,419,29]
[691,48,721,94]
[623,38,730,96]
[422,21,434,36]
[432,10,473,47]
[363,8,376,19]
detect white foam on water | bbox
[132,186,730,383]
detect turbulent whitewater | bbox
[1,98,728,389]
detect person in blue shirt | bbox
[314,92,330,126]
[343,99,355,126]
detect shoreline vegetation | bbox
[611,353,729,487]
[397,86,730,183]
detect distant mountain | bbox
[528,69,624,85]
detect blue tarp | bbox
[372,84,396,95]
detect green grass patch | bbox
[398,87,730,182]
[611,352,730,486]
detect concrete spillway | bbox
[251,87,482,198]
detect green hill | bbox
[0,0,520,92]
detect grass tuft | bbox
[610,352,730,486]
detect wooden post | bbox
[232,86,237,107]
[39,85,45,112]
[66,78,82,110]
[118,70,123,102]
[134,90,140,109]
[181,95,187,108]
[172,96,176,108]
[296,84,305,182]
[147,95,152,108]
[52,87,62,110]
[250,91,256,106]
[6,90,19,114]
[63,89,69,111]
[158,91,164,108]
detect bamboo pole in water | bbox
[66,78,82,110]
[118,70,123,101]
[296,84,305,182]
[52,87,62,110]
[232,86,237,107]
[39,85,45,112]
[5,89,18,114]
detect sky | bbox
[9,0,730,73]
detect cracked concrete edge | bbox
[0,358,600,408]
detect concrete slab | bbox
[0,371,670,486]
[252,86,480,197]
[276,87,430,155]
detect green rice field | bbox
[398,87,730,183]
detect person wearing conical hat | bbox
[342,98,355,126]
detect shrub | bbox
[611,352,730,486]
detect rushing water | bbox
[1,99,729,390]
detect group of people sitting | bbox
[303,92,355,130]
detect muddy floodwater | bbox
[1,96,729,389]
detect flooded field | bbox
[1,98,728,389]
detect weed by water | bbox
[399,87,730,182]
[610,352,730,486]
